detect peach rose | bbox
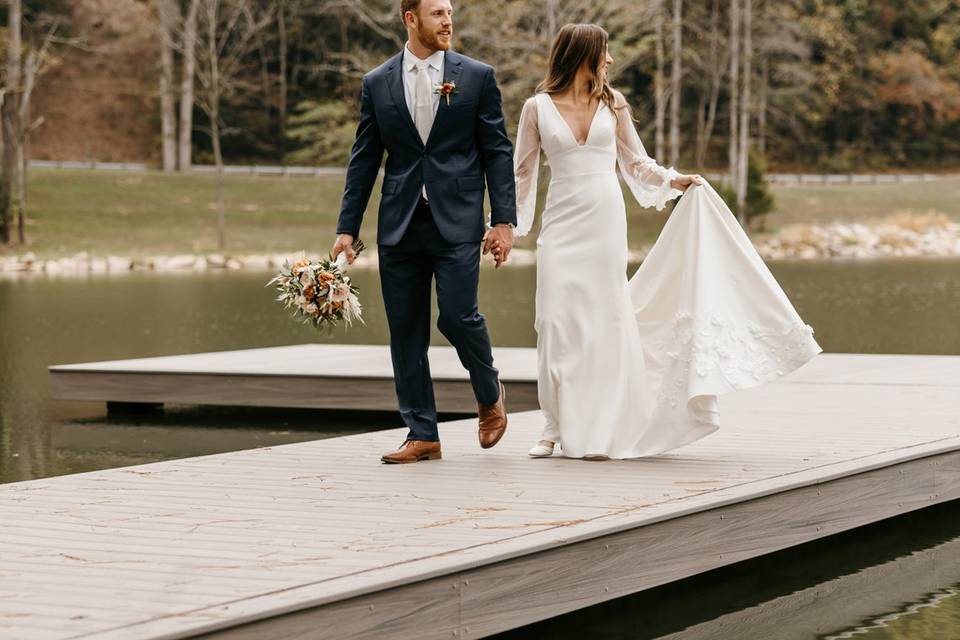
[317,271,335,285]
[329,283,351,303]
[293,258,310,270]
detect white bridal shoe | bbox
[528,441,556,458]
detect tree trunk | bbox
[654,0,666,161]
[156,0,179,172]
[207,0,225,251]
[179,0,200,172]
[214,121,225,251]
[16,125,26,245]
[758,56,768,156]
[546,0,558,37]
[669,0,682,167]
[1,0,23,245]
[737,0,752,223]
[703,83,721,168]
[15,37,50,246]
[255,30,272,140]
[16,51,34,245]
[728,0,741,204]
[695,0,722,168]
[278,0,288,163]
[695,90,706,170]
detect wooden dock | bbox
[7,353,960,640]
[48,345,540,413]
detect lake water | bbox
[2,258,960,638]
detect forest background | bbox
[14,0,960,173]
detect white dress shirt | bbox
[402,45,444,123]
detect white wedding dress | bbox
[513,92,822,459]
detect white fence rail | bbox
[29,160,345,177]
[703,172,944,186]
[188,164,347,177]
[30,160,953,185]
[31,160,151,172]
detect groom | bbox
[332,0,517,464]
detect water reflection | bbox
[490,501,960,640]
[825,588,960,640]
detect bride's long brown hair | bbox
[536,24,622,113]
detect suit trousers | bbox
[378,198,500,441]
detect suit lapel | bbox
[385,51,423,147]
[424,50,464,148]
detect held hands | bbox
[483,224,515,269]
[670,174,704,192]
[331,233,357,265]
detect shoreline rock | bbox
[754,213,960,260]
[2,215,958,277]
[0,251,386,277]
[0,248,546,277]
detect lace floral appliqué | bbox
[657,310,818,408]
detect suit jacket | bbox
[336,50,518,247]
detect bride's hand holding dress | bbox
[670,174,704,192]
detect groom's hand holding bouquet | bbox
[332,233,358,265]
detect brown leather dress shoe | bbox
[381,440,442,464]
[478,382,508,449]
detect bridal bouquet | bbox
[267,241,365,331]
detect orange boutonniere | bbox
[434,80,458,106]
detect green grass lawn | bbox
[5,169,354,259]
[3,169,958,259]
[769,177,960,227]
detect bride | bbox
[501,24,821,460]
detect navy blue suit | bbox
[336,50,517,441]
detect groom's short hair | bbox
[400,0,421,22]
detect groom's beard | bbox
[416,27,452,52]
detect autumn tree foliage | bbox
[16,0,960,179]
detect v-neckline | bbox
[545,94,604,147]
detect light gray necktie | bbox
[413,62,434,145]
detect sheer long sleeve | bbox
[614,93,683,211]
[513,97,541,237]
